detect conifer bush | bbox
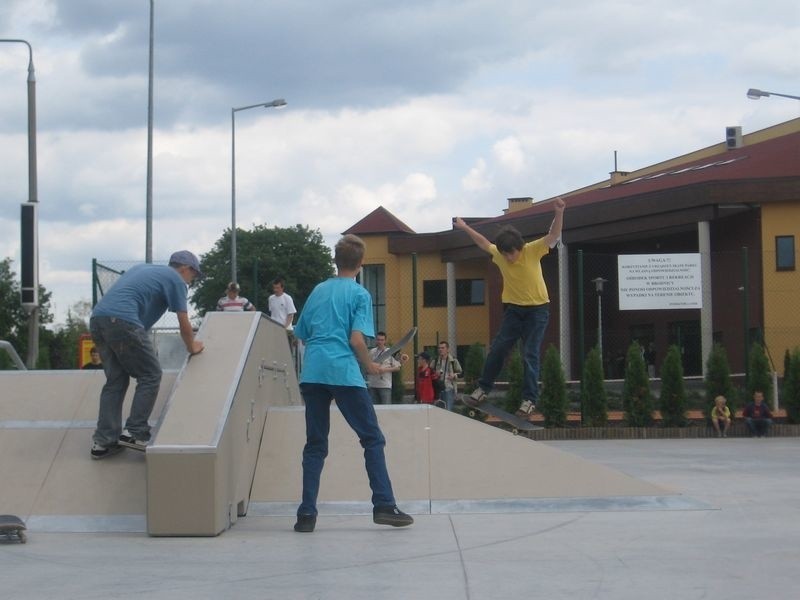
[539,345,567,427]
[581,346,608,426]
[622,341,654,426]
[704,343,737,417]
[659,345,687,427]
[747,343,773,401]
[782,348,800,424]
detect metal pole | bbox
[145,0,154,263]
[231,108,237,283]
[742,246,750,389]
[597,292,603,361]
[1,39,39,368]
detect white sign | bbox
[618,254,702,310]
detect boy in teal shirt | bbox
[292,234,413,532]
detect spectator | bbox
[217,282,255,312]
[367,332,402,405]
[431,341,462,410]
[268,277,297,331]
[82,346,104,370]
[416,352,435,404]
[710,395,731,438]
[742,390,773,438]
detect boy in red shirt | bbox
[416,352,435,404]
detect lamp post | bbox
[0,38,39,368]
[145,0,154,263]
[591,277,607,367]
[230,98,286,284]
[746,88,800,101]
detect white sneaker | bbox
[469,388,487,403]
[118,430,149,452]
[516,400,536,417]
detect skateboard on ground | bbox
[0,515,27,543]
[372,327,417,363]
[459,394,542,435]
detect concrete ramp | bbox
[250,404,678,516]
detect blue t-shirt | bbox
[91,264,189,330]
[294,277,375,387]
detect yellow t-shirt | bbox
[488,238,550,306]
[711,405,731,419]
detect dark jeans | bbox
[298,383,396,516]
[478,303,550,402]
[90,316,162,447]
[745,417,772,437]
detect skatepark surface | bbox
[2,436,798,599]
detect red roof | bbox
[343,206,416,235]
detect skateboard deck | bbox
[459,395,542,434]
[0,514,27,543]
[372,327,417,363]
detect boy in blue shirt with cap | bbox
[292,234,413,532]
[89,250,204,459]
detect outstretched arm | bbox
[542,197,565,248]
[454,217,492,253]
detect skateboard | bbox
[372,327,417,364]
[0,514,27,543]
[459,394,542,435]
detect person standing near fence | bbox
[367,331,402,405]
[89,251,204,459]
[431,341,462,411]
[454,196,565,417]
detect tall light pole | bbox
[1,38,39,368]
[145,0,154,263]
[592,277,607,369]
[230,98,286,284]
[746,88,800,101]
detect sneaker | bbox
[515,400,536,417]
[294,514,317,533]
[469,387,487,404]
[373,505,414,527]
[91,441,123,460]
[119,430,149,452]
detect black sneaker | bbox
[373,505,414,527]
[119,430,149,452]
[90,442,123,460]
[294,514,316,533]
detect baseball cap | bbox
[169,250,203,277]
[418,351,431,361]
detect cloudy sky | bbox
[1,0,798,324]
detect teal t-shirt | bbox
[294,277,375,387]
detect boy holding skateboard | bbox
[454,196,565,417]
[292,234,413,532]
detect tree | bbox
[539,345,567,427]
[782,348,800,424]
[659,345,687,427]
[463,343,485,391]
[0,258,54,369]
[45,301,92,369]
[704,343,737,417]
[191,225,334,315]
[581,346,608,427]
[747,343,773,402]
[622,341,654,426]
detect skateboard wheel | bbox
[511,428,519,436]
[468,410,476,418]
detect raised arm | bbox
[454,217,492,253]
[542,196,565,248]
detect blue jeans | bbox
[440,388,456,411]
[478,303,550,403]
[298,383,396,516]
[90,316,162,447]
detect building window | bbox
[423,279,485,307]
[361,264,386,333]
[776,235,795,271]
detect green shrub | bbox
[622,341,654,426]
[503,345,523,414]
[391,368,405,404]
[659,345,687,427]
[581,346,608,426]
[782,348,800,424]
[747,343,773,401]
[539,345,567,427]
[704,343,737,417]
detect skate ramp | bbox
[250,404,682,516]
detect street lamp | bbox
[746,88,800,101]
[0,38,39,368]
[145,0,154,263]
[591,277,607,365]
[230,98,286,284]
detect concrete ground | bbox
[2,437,798,600]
